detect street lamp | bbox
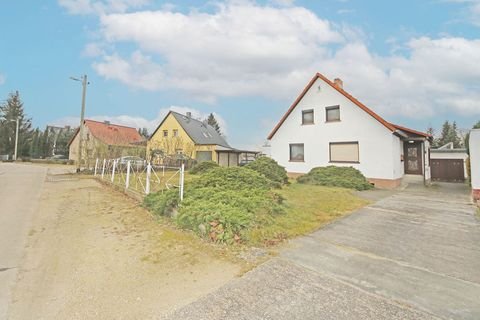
[8,118,19,161]
[70,75,88,172]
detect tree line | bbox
[0,91,76,159]
[427,120,480,149]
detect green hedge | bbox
[245,157,288,187]
[297,166,373,191]
[144,166,285,244]
[189,161,219,174]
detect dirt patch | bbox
[8,177,243,320]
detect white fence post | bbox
[101,159,106,179]
[126,160,131,190]
[146,163,151,195]
[180,163,185,201]
[111,159,116,183]
[94,158,99,176]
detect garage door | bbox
[431,159,465,182]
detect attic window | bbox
[163,130,168,138]
[326,105,340,122]
[302,109,314,125]
[173,129,178,137]
[202,132,211,138]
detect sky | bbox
[1,0,479,149]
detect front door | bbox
[404,142,423,175]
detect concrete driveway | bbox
[165,182,480,320]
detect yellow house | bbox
[148,111,246,166]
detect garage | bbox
[430,143,468,183]
[431,159,465,182]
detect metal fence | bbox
[93,158,185,200]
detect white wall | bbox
[269,78,401,180]
[470,129,480,190]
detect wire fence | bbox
[93,158,185,200]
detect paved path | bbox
[165,182,480,319]
[0,163,47,319]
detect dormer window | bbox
[326,105,340,122]
[302,109,314,125]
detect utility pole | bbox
[8,118,19,161]
[14,118,19,161]
[71,75,88,172]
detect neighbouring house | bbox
[68,120,145,166]
[430,142,468,182]
[267,72,432,189]
[469,129,480,201]
[148,111,258,167]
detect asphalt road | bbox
[0,163,47,319]
[165,181,480,319]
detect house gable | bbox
[268,73,400,140]
[147,112,196,156]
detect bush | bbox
[297,166,373,191]
[245,157,288,187]
[189,161,219,174]
[143,166,285,244]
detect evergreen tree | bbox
[450,121,462,148]
[206,113,221,135]
[437,120,461,148]
[138,127,149,138]
[0,91,33,158]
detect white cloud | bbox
[92,1,343,102]
[58,0,150,15]
[82,42,105,57]
[66,0,480,119]
[51,106,229,137]
[320,37,480,117]
[0,73,5,85]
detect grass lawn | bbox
[246,181,370,246]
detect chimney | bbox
[186,112,192,119]
[333,78,343,90]
[104,120,110,125]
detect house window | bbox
[173,129,178,137]
[329,142,359,163]
[326,105,340,122]
[289,144,304,162]
[163,130,168,137]
[302,109,314,125]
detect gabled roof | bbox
[150,111,230,148]
[68,120,144,147]
[267,72,429,140]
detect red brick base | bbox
[473,189,480,201]
[367,178,402,189]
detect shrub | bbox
[189,161,219,174]
[245,157,288,187]
[297,166,373,191]
[143,166,285,244]
[144,189,179,216]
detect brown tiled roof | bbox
[267,72,428,139]
[389,123,431,138]
[69,120,144,146]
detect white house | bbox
[267,73,432,189]
[430,142,468,182]
[469,129,480,201]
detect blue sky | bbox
[1,0,479,148]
